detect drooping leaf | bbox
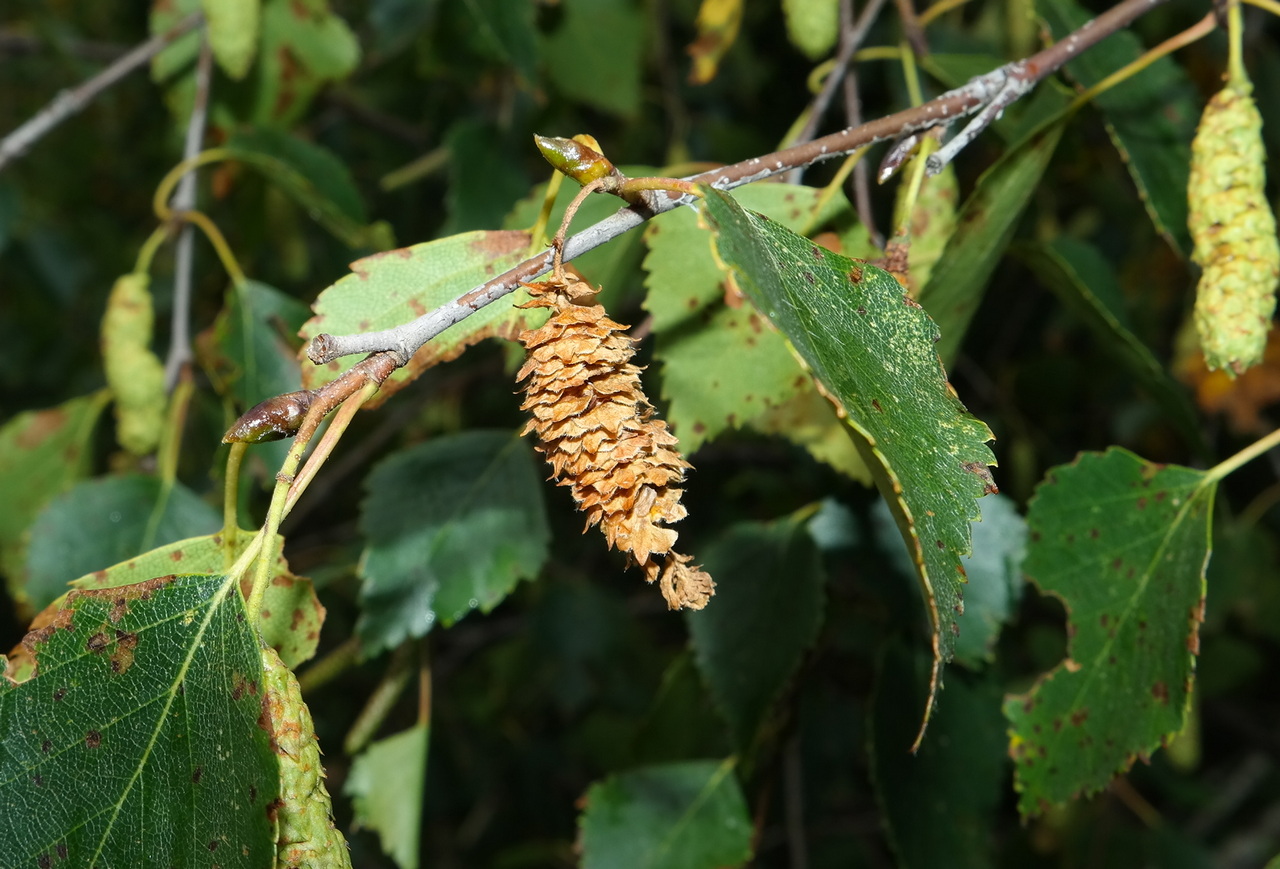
[346,724,429,869]
[0,574,277,867]
[357,431,550,655]
[460,0,537,84]
[1039,0,1197,256]
[299,230,547,405]
[0,391,109,598]
[686,515,825,749]
[543,0,644,117]
[781,0,837,61]
[872,493,1026,668]
[222,129,391,250]
[66,531,324,668]
[1005,449,1212,816]
[24,475,221,610]
[202,0,261,79]
[869,642,1006,869]
[918,119,1065,364]
[698,185,997,734]
[644,182,852,452]
[203,278,311,410]
[1015,237,1203,448]
[578,759,753,869]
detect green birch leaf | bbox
[1014,238,1202,447]
[543,0,644,117]
[644,183,852,452]
[0,574,277,867]
[24,475,221,610]
[918,120,1065,364]
[1005,449,1213,817]
[697,185,997,737]
[346,724,429,869]
[252,0,360,127]
[222,129,390,250]
[578,759,753,869]
[1038,0,1196,256]
[870,642,1006,869]
[442,119,534,235]
[357,431,550,655]
[67,531,324,668]
[204,278,311,410]
[0,391,109,599]
[202,0,260,79]
[686,515,825,749]
[461,0,537,84]
[299,230,547,406]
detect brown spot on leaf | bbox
[85,730,101,749]
[41,739,52,753]
[810,246,825,259]
[53,687,67,701]
[56,844,67,860]
[849,267,863,283]
[1151,682,1169,704]
[169,550,183,561]
[15,407,69,449]
[961,461,998,495]
[871,399,883,412]
[193,766,204,783]
[1137,497,1148,509]
[37,855,51,869]
[1071,709,1089,726]
[86,632,109,654]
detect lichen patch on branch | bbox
[516,273,714,610]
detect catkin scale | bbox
[516,275,714,610]
[1188,74,1280,376]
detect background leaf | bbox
[346,724,429,869]
[24,475,221,610]
[0,391,108,600]
[918,119,1065,364]
[299,230,546,404]
[542,0,644,117]
[870,642,1006,869]
[0,574,277,867]
[686,514,825,750]
[698,186,997,725]
[201,0,260,79]
[1038,0,1196,256]
[578,759,753,869]
[203,278,311,410]
[643,183,855,455]
[357,431,550,655]
[1006,449,1212,816]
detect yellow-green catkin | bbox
[262,646,353,869]
[1188,70,1280,377]
[100,273,166,454]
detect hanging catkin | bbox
[1188,68,1280,376]
[516,273,714,610]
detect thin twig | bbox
[0,31,127,62]
[840,0,882,247]
[164,33,214,392]
[305,0,1168,380]
[787,0,891,182]
[0,12,203,172]
[894,0,929,55]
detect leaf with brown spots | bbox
[1005,448,1212,817]
[0,573,278,866]
[53,530,324,668]
[0,391,109,605]
[300,231,549,406]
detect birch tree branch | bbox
[303,0,1168,394]
[0,12,203,172]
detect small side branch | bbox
[0,12,203,172]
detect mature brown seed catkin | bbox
[1188,72,1280,377]
[516,274,715,610]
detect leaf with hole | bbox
[0,573,277,867]
[1005,449,1212,816]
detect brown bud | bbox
[223,390,316,444]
